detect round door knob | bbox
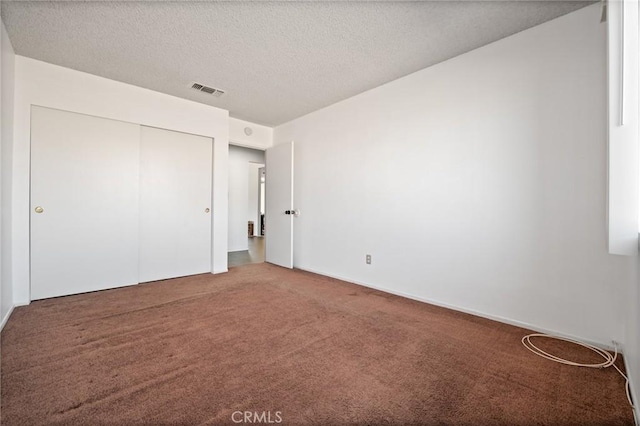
[34,206,44,214]
[205,208,210,213]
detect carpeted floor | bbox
[1,263,634,425]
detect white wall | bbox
[230,117,273,150]
[274,4,634,346]
[12,56,230,304]
[228,145,265,252]
[1,20,15,327]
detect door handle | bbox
[34,206,44,214]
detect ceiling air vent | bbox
[190,82,225,97]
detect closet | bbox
[30,106,212,300]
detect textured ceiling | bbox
[2,1,593,126]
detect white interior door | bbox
[265,141,294,268]
[139,126,212,283]
[30,106,141,300]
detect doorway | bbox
[227,145,266,267]
[258,167,265,237]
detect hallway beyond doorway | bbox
[228,237,265,267]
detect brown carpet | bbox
[1,263,633,425]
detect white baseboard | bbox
[212,268,229,274]
[296,266,615,351]
[0,304,16,332]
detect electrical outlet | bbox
[366,254,371,264]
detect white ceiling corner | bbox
[1,1,593,126]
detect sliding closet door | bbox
[30,106,141,300]
[139,126,212,283]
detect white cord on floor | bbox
[522,333,635,411]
